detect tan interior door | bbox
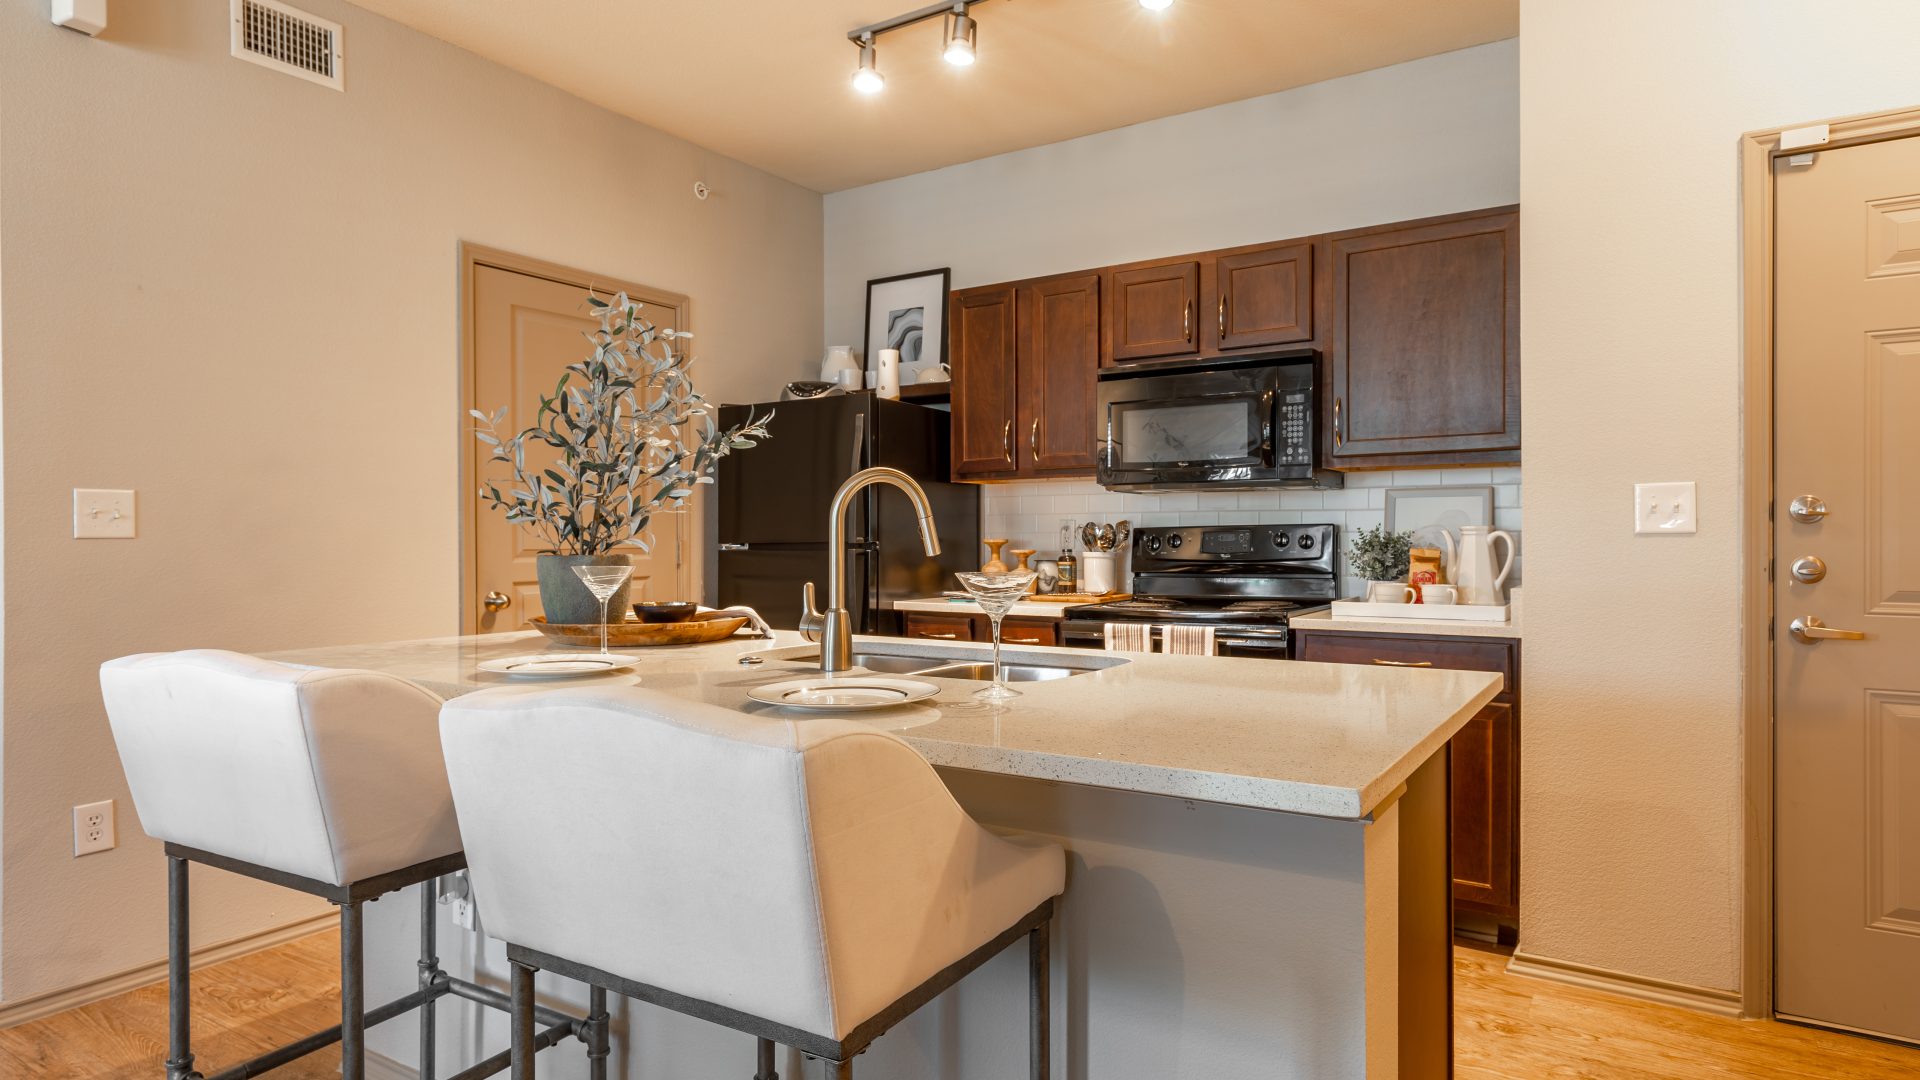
[1774,132,1920,1043]
[468,263,688,632]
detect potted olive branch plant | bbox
[1346,524,1415,602]
[472,293,771,624]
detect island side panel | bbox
[1398,750,1453,1077]
[939,768,1374,1080]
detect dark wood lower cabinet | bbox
[900,611,1059,646]
[1292,629,1521,929]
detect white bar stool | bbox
[100,650,605,1080]
[439,683,1066,1080]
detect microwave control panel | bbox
[1277,390,1311,465]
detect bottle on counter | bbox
[1056,520,1078,594]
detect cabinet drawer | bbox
[1294,632,1515,696]
[903,613,977,642]
[1000,617,1058,647]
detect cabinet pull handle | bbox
[920,631,962,640]
[1183,300,1191,340]
[1333,397,1343,449]
[1002,419,1014,465]
[1218,297,1227,340]
[1030,418,1040,463]
[1371,659,1433,667]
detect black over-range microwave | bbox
[1095,350,1344,491]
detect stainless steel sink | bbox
[849,653,950,675]
[913,661,1084,683]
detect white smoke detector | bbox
[52,0,108,36]
[231,0,344,91]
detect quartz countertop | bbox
[264,630,1499,820]
[1291,608,1522,640]
[891,596,1070,618]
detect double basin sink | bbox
[784,643,1124,683]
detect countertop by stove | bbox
[1292,588,1523,640]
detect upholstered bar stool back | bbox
[441,684,1065,1075]
[103,649,461,884]
[101,651,598,1080]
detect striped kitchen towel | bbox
[1160,624,1216,657]
[1103,622,1154,653]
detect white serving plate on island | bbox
[747,675,941,711]
[475,653,640,678]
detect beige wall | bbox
[0,1,821,1004]
[1519,0,1920,993]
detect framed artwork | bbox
[863,268,950,385]
[1384,485,1494,548]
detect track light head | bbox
[943,8,977,67]
[852,36,885,94]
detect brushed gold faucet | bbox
[802,467,942,673]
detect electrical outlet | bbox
[73,800,115,856]
[1633,481,1697,535]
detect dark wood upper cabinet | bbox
[949,285,1019,479]
[1328,209,1519,463]
[1213,242,1313,351]
[1109,260,1200,362]
[1019,273,1101,473]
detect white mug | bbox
[1419,584,1459,605]
[834,367,864,390]
[917,362,952,384]
[1366,581,1416,604]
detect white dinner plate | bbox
[747,676,941,711]
[477,653,639,679]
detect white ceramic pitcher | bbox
[1437,525,1515,606]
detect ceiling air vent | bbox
[230,0,344,91]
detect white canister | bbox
[875,348,902,400]
[821,345,859,385]
[1080,551,1116,595]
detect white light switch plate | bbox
[1634,482,1697,535]
[74,489,136,539]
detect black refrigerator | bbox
[717,393,980,631]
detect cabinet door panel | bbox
[903,612,977,641]
[1110,261,1200,362]
[1330,212,1519,459]
[1216,243,1313,350]
[950,286,1019,478]
[1450,701,1515,912]
[1019,273,1101,473]
[1001,617,1059,646]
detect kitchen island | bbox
[265,630,1500,1079]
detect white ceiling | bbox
[349,0,1518,193]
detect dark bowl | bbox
[633,602,699,624]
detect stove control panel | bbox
[1133,523,1337,568]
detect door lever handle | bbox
[482,591,511,612]
[1789,616,1867,643]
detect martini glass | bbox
[956,570,1038,703]
[571,563,634,656]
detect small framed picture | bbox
[863,268,950,385]
[1385,485,1494,548]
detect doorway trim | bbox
[456,243,694,634]
[1738,103,1920,1020]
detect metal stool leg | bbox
[587,986,610,1080]
[419,883,439,1080]
[1030,917,1050,1080]
[831,1059,854,1080]
[753,1037,779,1080]
[509,960,538,1080]
[166,856,201,1080]
[341,900,366,1080]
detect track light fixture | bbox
[1139,0,1173,10]
[942,7,977,66]
[852,34,886,94]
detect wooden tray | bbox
[529,612,750,648]
[1023,592,1132,604]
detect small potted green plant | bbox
[1346,524,1415,603]
[473,293,770,624]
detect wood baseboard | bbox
[365,1048,418,1080]
[1507,949,1743,1018]
[0,911,339,1029]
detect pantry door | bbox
[1773,131,1920,1043]
[463,249,691,633]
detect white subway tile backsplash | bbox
[1490,467,1523,484]
[1279,491,1325,510]
[1050,494,1089,514]
[1495,508,1523,532]
[1344,471,1397,487]
[1494,484,1521,507]
[1321,489,1369,509]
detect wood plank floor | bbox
[4,932,1919,1078]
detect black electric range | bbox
[1060,523,1337,657]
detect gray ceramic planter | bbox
[536,553,633,625]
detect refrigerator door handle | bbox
[849,410,867,475]
[718,543,750,551]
